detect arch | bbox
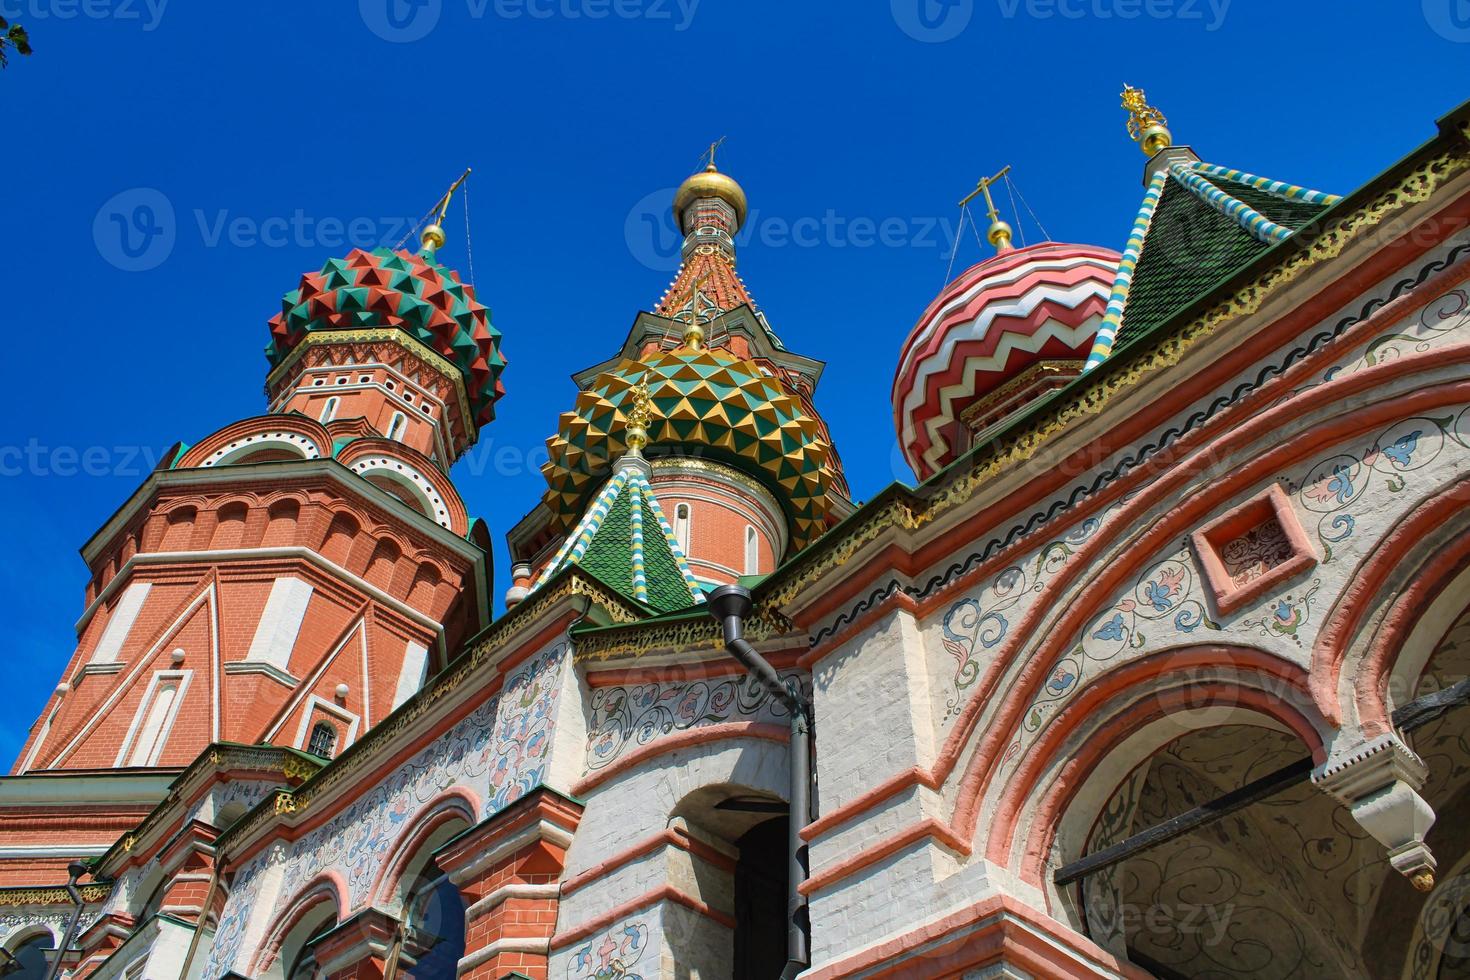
[947,377,1470,849]
[249,872,348,977]
[1,922,58,952]
[179,415,329,470]
[1,924,56,979]
[406,561,443,609]
[210,501,250,550]
[364,537,404,591]
[159,505,198,552]
[262,498,302,548]
[318,511,360,567]
[970,644,1325,883]
[369,789,480,913]
[1309,470,1470,729]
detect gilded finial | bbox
[1121,85,1172,156]
[701,136,727,173]
[623,378,653,456]
[959,165,1014,254]
[420,167,472,254]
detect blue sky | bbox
[2,0,1465,764]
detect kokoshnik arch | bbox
[5,88,1470,978]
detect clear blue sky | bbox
[3,1,1465,764]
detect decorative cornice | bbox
[0,883,113,908]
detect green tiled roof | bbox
[530,461,704,614]
[1118,175,1329,348]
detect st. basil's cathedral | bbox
[5,87,1470,979]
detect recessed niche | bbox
[1190,484,1317,617]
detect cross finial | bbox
[959,165,1014,253]
[623,377,654,455]
[701,136,727,172]
[420,167,472,253]
[1121,85,1172,155]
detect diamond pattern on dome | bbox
[543,347,834,548]
[266,247,506,426]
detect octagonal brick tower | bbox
[505,158,853,606]
[10,217,503,829]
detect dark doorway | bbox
[733,817,789,979]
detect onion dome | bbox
[542,347,834,548]
[674,162,748,232]
[265,247,506,427]
[892,242,1120,480]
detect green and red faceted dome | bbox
[266,247,506,426]
[892,242,1120,479]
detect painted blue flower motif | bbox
[1144,580,1175,611]
[1093,613,1126,642]
[1323,464,1355,504]
[1381,429,1422,467]
[1046,665,1076,694]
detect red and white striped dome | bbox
[892,242,1120,479]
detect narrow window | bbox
[674,504,691,554]
[124,678,181,766]
[744,526,759,575]
[319,397,339,423]
[307,721,338,759]
[386,412,407,441]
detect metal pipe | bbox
[43,861,89,980]
[706,584,812,979]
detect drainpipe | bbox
[43,861,89,980]
[706,584,812,980]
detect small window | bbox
[336,377,348,385]
[420,403,432,414]
[312,378,325,387]
[404,392,414,403]
[319,397,339,423]
[674,504,691,554]
[744,526,759,575]
[385,380,396,391]
[358,375,371,383]
[386,412,407,441]
[307,722,338,759]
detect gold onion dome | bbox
[674,163,749,232]
[542,347,834,548]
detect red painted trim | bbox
[800,818,970,897]
[800,766,937,843]
[1310,475,1470,728]
[1355,519,1470,734]
[248,871,349,975]
[570,722,788,796]
[548,884,735,949]
[367,788,479,907]
[803,892,1146,980]
[559,825,736,898]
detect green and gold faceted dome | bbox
[542,347,834,548]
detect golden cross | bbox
[700,137,727,171]
[958,165,1011,226]
[1121,85,1167,145]
[431,168,472,226]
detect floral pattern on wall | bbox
[988,406,1470,785]
[566,919,649,979]
[203,642,568,978]
[585,673,797,773]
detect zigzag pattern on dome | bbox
[266,247,506,426]
[542,347,834,548]
[893,243,1120,478]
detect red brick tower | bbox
[11,205,505,829]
